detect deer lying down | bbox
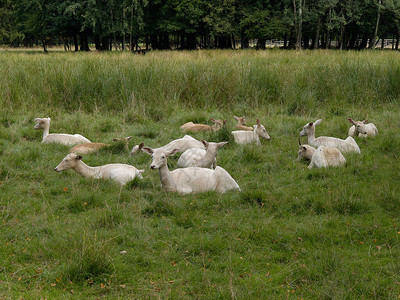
[347,118,378,138]
[55,153,144,185]
[177,140,228,169]
[300,119,360,153]
[143,147,240,194]
[234,116,253,131]
[132,135,205,156]
[180,118,226,133]
[70,137,132,155]
[297,138,346,169]
[34,117,91,146]
[232,119,271,145]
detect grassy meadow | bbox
[1,49,400,298]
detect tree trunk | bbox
[339,22,344,50]
[293,0,304,50]
[94,35,101,50]
[369,0,381,49]
[313,16,321,49]
[42,38,48,52]
[381,36,384,49]
[396,31,399,50]
[325,8,332,49]
[241,28,249,49]
[122,7,125,50]
[150,34,158,50]
[74,34,79,52]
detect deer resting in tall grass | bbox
[234,116,253,131]
[132,135,205,156]
[70,137,132,155]
[143,147,240,194]
[297,138,346,169]
[347,118,378,138]
[34,117,91,146]
[232,119,271,145]
[300,119,360,153]
[55,153,144,185]
[180,118,227,133]
[177,140,228,169]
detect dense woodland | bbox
[1,0,400,51]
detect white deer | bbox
[232,119,271,145]
[34,117,91,146]
[55,153,144,185]
[177,140,228,169]
[300,119,360,153]
[132,135,205,156]
[142,147,240,194]
[297,138,346,169]
[180,118,227,133]
[347,118,378,138]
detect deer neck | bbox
[42,125,50,141]
[158,163,176,191]
[307,129,316,144]
[200,147,217,168]
[74,160,100,178]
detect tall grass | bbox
[0,50,399,298]
[1,50,400,115]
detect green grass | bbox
[0,50,400,298]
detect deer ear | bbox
[314,119,322,126]
[201,140,209,147]
[362,120,368,124]
[142,147,154,155]
[218,141,228,148]
[112,138,119,142]
[76,155,83,160]
[210,118,216,122]
[256,119,260,125]
[138,142,144,150]
[125,136,133,140]
[223,120,227,125]
[347,118,355,125]
[234,116,239,120]
[302,146,307,150]
[166,148,180,157]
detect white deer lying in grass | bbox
[180,118,227,133]
[132,135,205,156]
[300,119,360,153]
[177,140,228,169]
[143,147,240,194]
[297,138,346,169]
[34,117,91,146]
[70,137,132,155]
[234,116,253,131]
[347,118,378,138]
[55,153,144,185]
[232,119,271,145]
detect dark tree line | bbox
[1,0,400,51]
